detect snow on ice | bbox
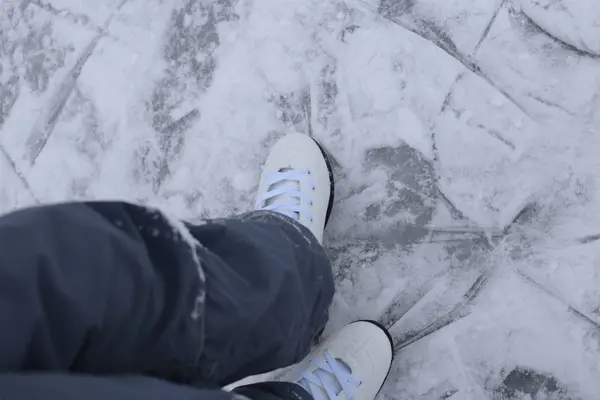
[1,0,600,398]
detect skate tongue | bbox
[264,168,301,221]
[299,357,352,399]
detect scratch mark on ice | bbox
[515,268,600,330]
[0,144,39,203]
[473,0,507,54]
[349,0,533,119]
[30,0,100,32]
[517,10,600,60]
[476,124,516,150]
[578,233,600,244]
[391,271,490,352]
[526,93,577,117]
[26,34,102,164]
[25,0,131,165]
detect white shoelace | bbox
[256,169,316,222]
[298,350,361,400]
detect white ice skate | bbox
[281,321,393,400]
[255,134,334,243]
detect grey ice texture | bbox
[1,0,600,398]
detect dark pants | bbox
[0,202,334,399]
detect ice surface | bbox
[519,0,600,56]
[2,0,600,398]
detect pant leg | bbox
[0,374,313,400]
[0,374,231,400]
[192,211,334,385]
[0,202,333,385]
[0,202,205,378]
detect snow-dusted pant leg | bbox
[0,373,313,400]
[0,374,234,400]
[191,211,334,386]
[0,374,314,400]
[0,202,333,399]
[0,202,206,378]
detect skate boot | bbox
[255,134,334,243]
[280,321,394,400]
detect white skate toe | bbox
[281,321,394,400]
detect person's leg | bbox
[0,373,315,400]
[198,134,393,400]
[237,134,393,400]
[194,133,336,385]
[0,133,392,399]
[0,202,333,382]
[190,211,334,386]
[0,373,234,400]
[0,134,334,387]
[0,201,205,376]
